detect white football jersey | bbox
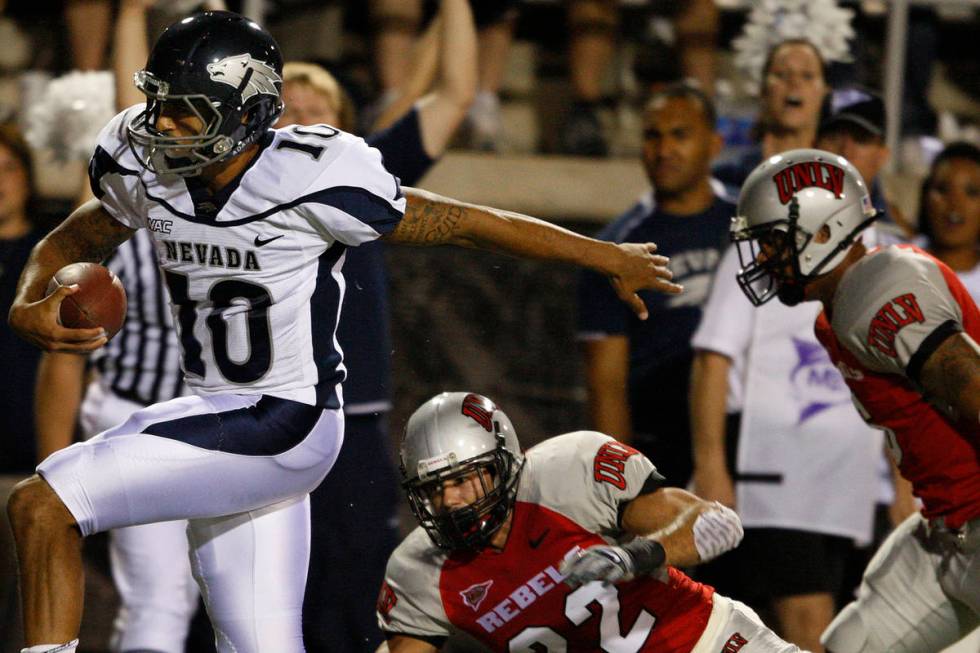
[89,106,406,407]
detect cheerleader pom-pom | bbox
[25,71,116,164]
[732,0,855,94]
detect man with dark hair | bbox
[578,83,731,487]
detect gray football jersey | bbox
[378,431,662,641]
[831,246,963,376]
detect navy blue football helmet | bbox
[127,11,284,176]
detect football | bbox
[45,262,127,338]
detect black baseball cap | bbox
[819,87,886,138]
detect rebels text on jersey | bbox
[815,245,980,528]
[377,432,714,652]
[88,106,405,407]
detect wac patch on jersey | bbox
[772,161,845,204]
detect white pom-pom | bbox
[732,0,856,95]
[25,71,116,164]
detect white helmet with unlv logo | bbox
[730,148,879,306]
[400,392,524,551]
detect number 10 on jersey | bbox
[164,270,274,384]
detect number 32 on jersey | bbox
[510,582,656,652]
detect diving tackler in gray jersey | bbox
[400,392,524,552]
[730,149,879,306]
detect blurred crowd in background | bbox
[0,1,979,652]
[0,0,975,223]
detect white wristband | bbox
[692,503,744,562]
[22,642,79,653]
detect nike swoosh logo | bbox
[254,234,284,247]
[528,529,549,549]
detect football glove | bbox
[560,539,665,588]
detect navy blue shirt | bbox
[0,227,45,473]
[711,144,762,202]
[577,194,734,394]
[577,194,732,483]
[339,108,434,411]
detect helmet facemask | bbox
[403,433,523,553]
[732,197,813,306]
[127,71,233,177]
[127,68,283,177]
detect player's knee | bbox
[7,476,75,539]
[821,602,870,653]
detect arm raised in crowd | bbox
[373,0,478,157]
[113,0,154,110]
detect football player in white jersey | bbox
[5,11,679,653]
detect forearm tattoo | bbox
[394,197,466,245]
[49,208,133,264]
[922,334,980,419]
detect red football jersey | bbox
[378,431,714,652]
[815,245,980,528]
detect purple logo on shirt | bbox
[789,337,851,423]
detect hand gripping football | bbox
[45,262,127,338]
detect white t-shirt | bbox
[691,245,882,541]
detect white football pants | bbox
[821,512,980,653]
[693,593,805,653]
[42,390,343,653]
[79,382,196,653]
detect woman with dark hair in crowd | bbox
[0,124,45,653]
[919,141,980,301]
[713,38,829,197]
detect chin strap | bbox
[801,209,880,281]
[776,282,806,306]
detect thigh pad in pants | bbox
[821,514,976,653]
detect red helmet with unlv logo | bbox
[730,148,879,306]
[400,392,524,551]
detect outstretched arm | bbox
[8,199,135,352]
[917,331,980,428]
[561,487,742,587]
[385,187,683,318]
